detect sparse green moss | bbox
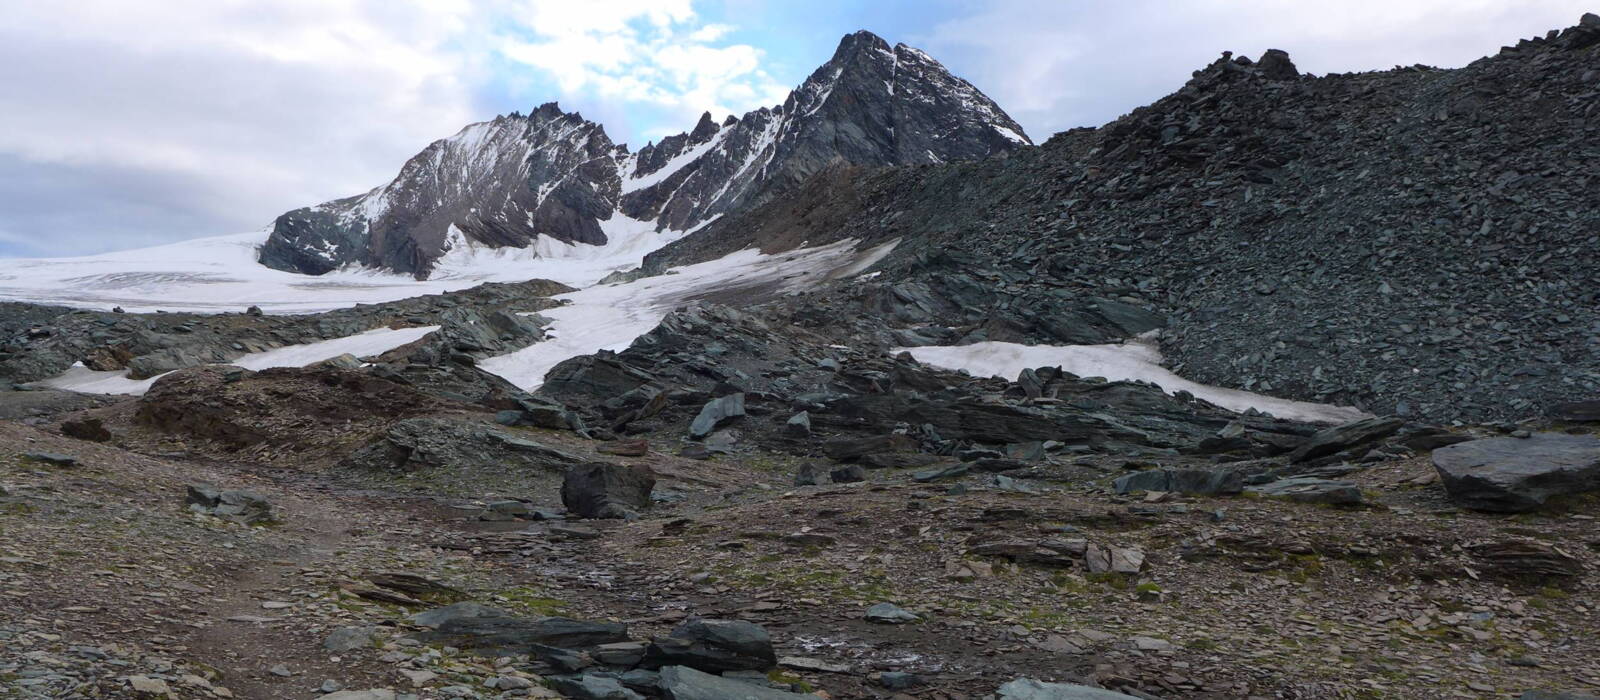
[766,670,814,693]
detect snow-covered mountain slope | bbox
[256,30,1030,280]
[0,220,683,314]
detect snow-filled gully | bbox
[477,239,901,390]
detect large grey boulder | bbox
[1548,400,1600,423]
[689,393,745,438]
[548,674,645,700]
[997,678,1141,699]
[562,462,656,519]
[416,614,628,656]
[658,666,813,700]
[643,619,776,673]
[1112,468,1242,495]
[410,601,507,628]
[1433,434,1600,512]
[1288,416,1404,462]
[185,483,276,524]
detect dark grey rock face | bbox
[1113,468,1243,495]
[1433,434,1600,512]
[996,678,1140,700]
[257,32,1028,279]
[416,614,629,656]
[621,31,1030,233]
[561,462,656,519]
[1245,477,1363,505]
[657,665,813,700]
[642,618,777,673]
[261,104,621,279]
[1288,417,1405,463]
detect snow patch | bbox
[32,325,439,396]
[895,339,1369,425]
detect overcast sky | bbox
[1,0,1591,258]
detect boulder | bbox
[318,692,397,700]
[1469,540,1583,579]
[417,614,628,656]
[22,451,78,466]
[1245,477,1362,505]
[689,393,745,438]
[913,464,969,482]
[658,665,813,700]
[829,464,867,483]
[1547,400,1600,423]
[793,463,831,487]
[548,674,644,700]
[562,462,655,519]
[1083,544,1144,574]
[1288,416,1404,463]
[185,483,276,524]
[643,618,776,673]
[822,434,917,462]
[410,601,507,628]
[1112,468,1242,495]
[864,602,920,624]
[60,417,112,442]
[997,678,1140,700]
[323,626,378,652]
[784,412,812,438]
[1432,434,1600,512]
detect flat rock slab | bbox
[1245,477,1362,505]
[1433,433,1600,512]
[1113,468,1242,495]
[658,665,812,700]
[1288,416,1403,463]
[997,678,1140,699]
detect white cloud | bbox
[0,0,794,256]
[493,1,789,139]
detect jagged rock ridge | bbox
[258,31,1029,279]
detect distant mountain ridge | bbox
[257,30,1030,279]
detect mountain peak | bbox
[259,29,1030,278]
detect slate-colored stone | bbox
[417,615,629,655]
[1245,477,1363,505]
[1112,468,1242,495]
[547,675,644,700]
[996,678,1141,700]
[658,665,813,700]
[642,618,776,673]
[1433,434,1600,512]
[1288,417,1404,463]
[562,462,655,519]
[60,417,112,442]
[689,393,744,438]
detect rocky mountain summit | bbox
[258,31,1028,279]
